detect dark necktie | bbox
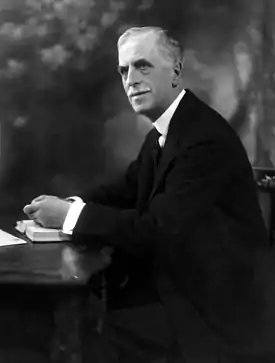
[152,131,162,174]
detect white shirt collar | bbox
[153,88,186,141]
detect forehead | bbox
[118,34,161,65]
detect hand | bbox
[23,195,71,229]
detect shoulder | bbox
[175,91,251,169]
[182,91,242,147]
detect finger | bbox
[34,219,44,227]
[31,195,47,203]
[27,211,42,226]
[23,203,39,214]
[26,211,37,220]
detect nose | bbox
[125,65,140,88]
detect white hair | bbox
[117,26,183,66]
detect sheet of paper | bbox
[0,229,27,247]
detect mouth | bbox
[129,90,150,98]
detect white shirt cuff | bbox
[62,197,86,235]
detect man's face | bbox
[118,34,175,121]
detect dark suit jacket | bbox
[74,90,275,359]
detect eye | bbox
[138,61,149,72]
[117,65,128,77]
[135,60,151,74]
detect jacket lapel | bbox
[149,137,178,200]
[149,89,198,200]
[137,129,160,211]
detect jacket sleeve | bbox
[74,138,234,255]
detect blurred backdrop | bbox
[0,0,274,219]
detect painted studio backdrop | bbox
[0,0,273,220]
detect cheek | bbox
[123,85,129,97]
[156,77,172,95]
[151,72,170,88]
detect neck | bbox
[171,85,184,101]
[146,86,185,122]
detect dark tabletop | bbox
[0,217,112,286]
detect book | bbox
[15,220,71,242]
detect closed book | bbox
[15,220,71,242]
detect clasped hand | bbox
[23,195,71,229]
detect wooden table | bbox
[0,223,112,363]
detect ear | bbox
[172,61,183,87]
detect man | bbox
[23,27,275,362]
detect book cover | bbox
[15,220,71,242]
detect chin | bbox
[135,109,151,119]
[132,103,152,117]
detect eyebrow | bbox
[134,59,153,67]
